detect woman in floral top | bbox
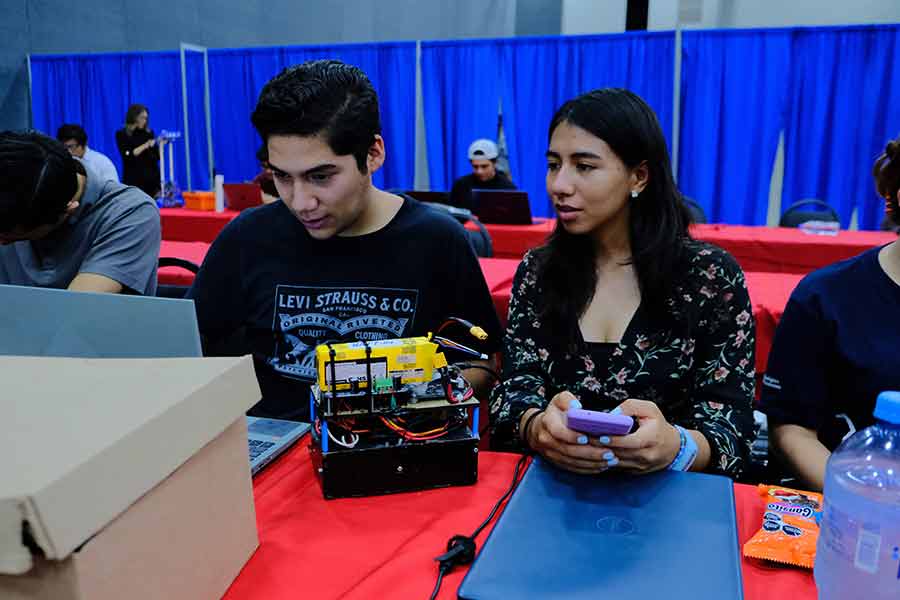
[489,89,755,479]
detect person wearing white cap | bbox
[449,138,516,209]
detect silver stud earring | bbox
[631,190,639,199]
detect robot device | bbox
[309,321,487,499]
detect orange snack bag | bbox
[742,484,823,569]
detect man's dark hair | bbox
[56,124,87,147]
[0,131,79,233]
[251,59,381,174]
[125,104,148,126]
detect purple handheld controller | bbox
[565,408,638,436]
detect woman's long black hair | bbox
[533,88,692,351]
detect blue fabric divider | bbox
[496,32,674,218]
[678,29,792,225]
[420,40,503,193]
[206,42,416,191]
[30,52,188,190]
[783,25,900,230]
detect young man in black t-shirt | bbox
[187,60,502,420]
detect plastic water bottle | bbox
[815,391,900,599]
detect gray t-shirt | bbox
[0,160,161,294]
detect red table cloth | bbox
[466,219,895,274]
[465,218,554,259]
[158,240,212,286]
[691,224,896,274]
[160,207,240,243]
[223,439,816,599]
[479,258,802,375]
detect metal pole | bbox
[203,48,214,188]
[26,54,34,129]
[179,43,193,191]
[672,27,682,183]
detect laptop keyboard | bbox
[248,438,276,461]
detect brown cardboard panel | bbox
[0,356,260,569]
[0,418,258,600]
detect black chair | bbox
[779,199,840,228]
[682,196,707,224]
[420,202,494,258]
[156,257,200,299]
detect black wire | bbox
[454,362,501,384]
[428,452,530,599]
[471,453,529,539]
[428,566,445,600]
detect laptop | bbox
[470,190,533,225]
[404,190,451,205]
[458,457,744,600]
[224,183,263,211]
[0,284,309,475]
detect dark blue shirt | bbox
[187,196,502,420]
[759,245,900,449]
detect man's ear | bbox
[366,135,386,175]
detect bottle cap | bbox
[873,391,900,424]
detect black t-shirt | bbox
[759,246,900,449]
[187,195,504,420]
[115,127,160,197]
[449,171,516,210]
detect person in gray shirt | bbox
[0,131,160,295]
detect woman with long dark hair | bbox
[489,88,755,479]
[115,103,165,197]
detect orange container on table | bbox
[183,191,216,211]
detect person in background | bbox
[187,60,502,421]
[115,104,165,197]
[489,88,756,480]
[449,138,516,210]
[0,131,160,294]
[760,136,900,491]
[56,124,119,183]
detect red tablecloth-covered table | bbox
[465,218,555,259]
[223,439,815,599]
[466,219,896,273]
[158,240,212,286]
[480,258,803,375]
[160,208,240,242]
[691,224,896,274]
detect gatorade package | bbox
[742,484,823,569]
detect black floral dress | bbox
[489,240,756,479]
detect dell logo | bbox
[595,516,636,535]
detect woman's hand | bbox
[524,392,614,475]
[601,399,681,474]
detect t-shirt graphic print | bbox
[269,285,419,380]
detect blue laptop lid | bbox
[458,457,744,600]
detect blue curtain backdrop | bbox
[678,29,792,225]
[30,52,188,189]
[207,42,416,191]
[421,40,502,192]
[183,50,211,191]
[497,32,674,218]
[783,25,900,230]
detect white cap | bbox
[468,139,499,160]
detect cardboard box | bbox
[0,356,262,599]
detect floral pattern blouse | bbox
[489,240,756,479]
